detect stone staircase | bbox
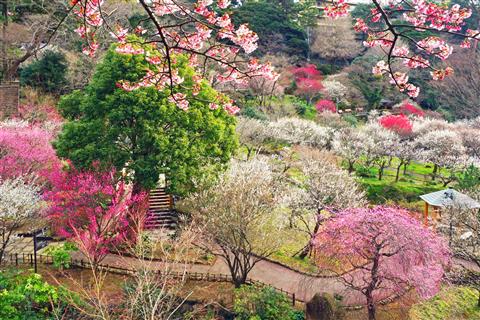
[145,187,177,230]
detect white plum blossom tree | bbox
[289,155,366,258]
[0,177,42,263]
[332,127,372,173]
[363,122,399,180]
[415,129,468,186]
[236,117,271,159]
[180,158,288,287]
[269,118,332,149]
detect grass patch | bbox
[270,250,319,274]
[270,230,319,274]
[409,286,480,320]
[359,175,444,204]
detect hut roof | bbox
[420,189,480,209]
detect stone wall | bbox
[0,81,19,118]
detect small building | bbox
[419,189,480,225]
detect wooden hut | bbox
[419,189,480,226]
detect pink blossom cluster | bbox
[379,114,413,136]
[461,29,480,48]
[315,99,336,113]
[398,101,425,117]
[291,64,324,100]
[404,1,472,32]
[324,0,350,19]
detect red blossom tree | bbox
[378,114,413,136]
[315,99,336,113]
[292,64,324,103]
[314,206,451,320]
[399,101,425,117]
[43,165,147,268]
[0,123,61,182]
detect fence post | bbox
[292,293,296,307]
[30,254,33,267]
[15,253,18,266]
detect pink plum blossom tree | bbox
[0,121,61,183]
[43,165,147,268]
[314,206,451,320]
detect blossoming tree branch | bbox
[68,0,477,110]
[325,0,478,97]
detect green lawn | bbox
[409,286,480,320]
[270,230,319,274]
[353,159,447,206]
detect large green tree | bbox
[54,42,237,195]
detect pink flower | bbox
[217,0,231,9]
[169,93,189,111]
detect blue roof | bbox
[420,189,480,209]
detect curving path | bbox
[73,252,365,305]
[71,252,479,308]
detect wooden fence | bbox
[1,253,300,307]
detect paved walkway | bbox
[70,251,480,308]
[73,252,365,305]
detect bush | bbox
[234,285,304,320]
[0,271,60,319]
[409,286,480,320]
[355,165,375,178]
[295,100,316,120]
[342,114,358,127]
[20,50,68,94]
[241,105,268,120]
[44,242,77,270]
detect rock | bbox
[306,293,335,320]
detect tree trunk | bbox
[432,164,438,181]
[298,243,311,259]
[348,161,355,174]
[367,298,376,320]
[403,161,408,175]
[299,213,323,259]
[1,0,7,78]
[378,165,384,181]
[395,163,402,182]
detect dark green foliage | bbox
[295,100,316,120]
[232,1,308,56]
[55,40,237,195]
[315,64,340,76]
[20,50,68,94]
[349,55,403,109]
[457,165,480,191]
[234,285,304,320]
[241,105,268,120]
